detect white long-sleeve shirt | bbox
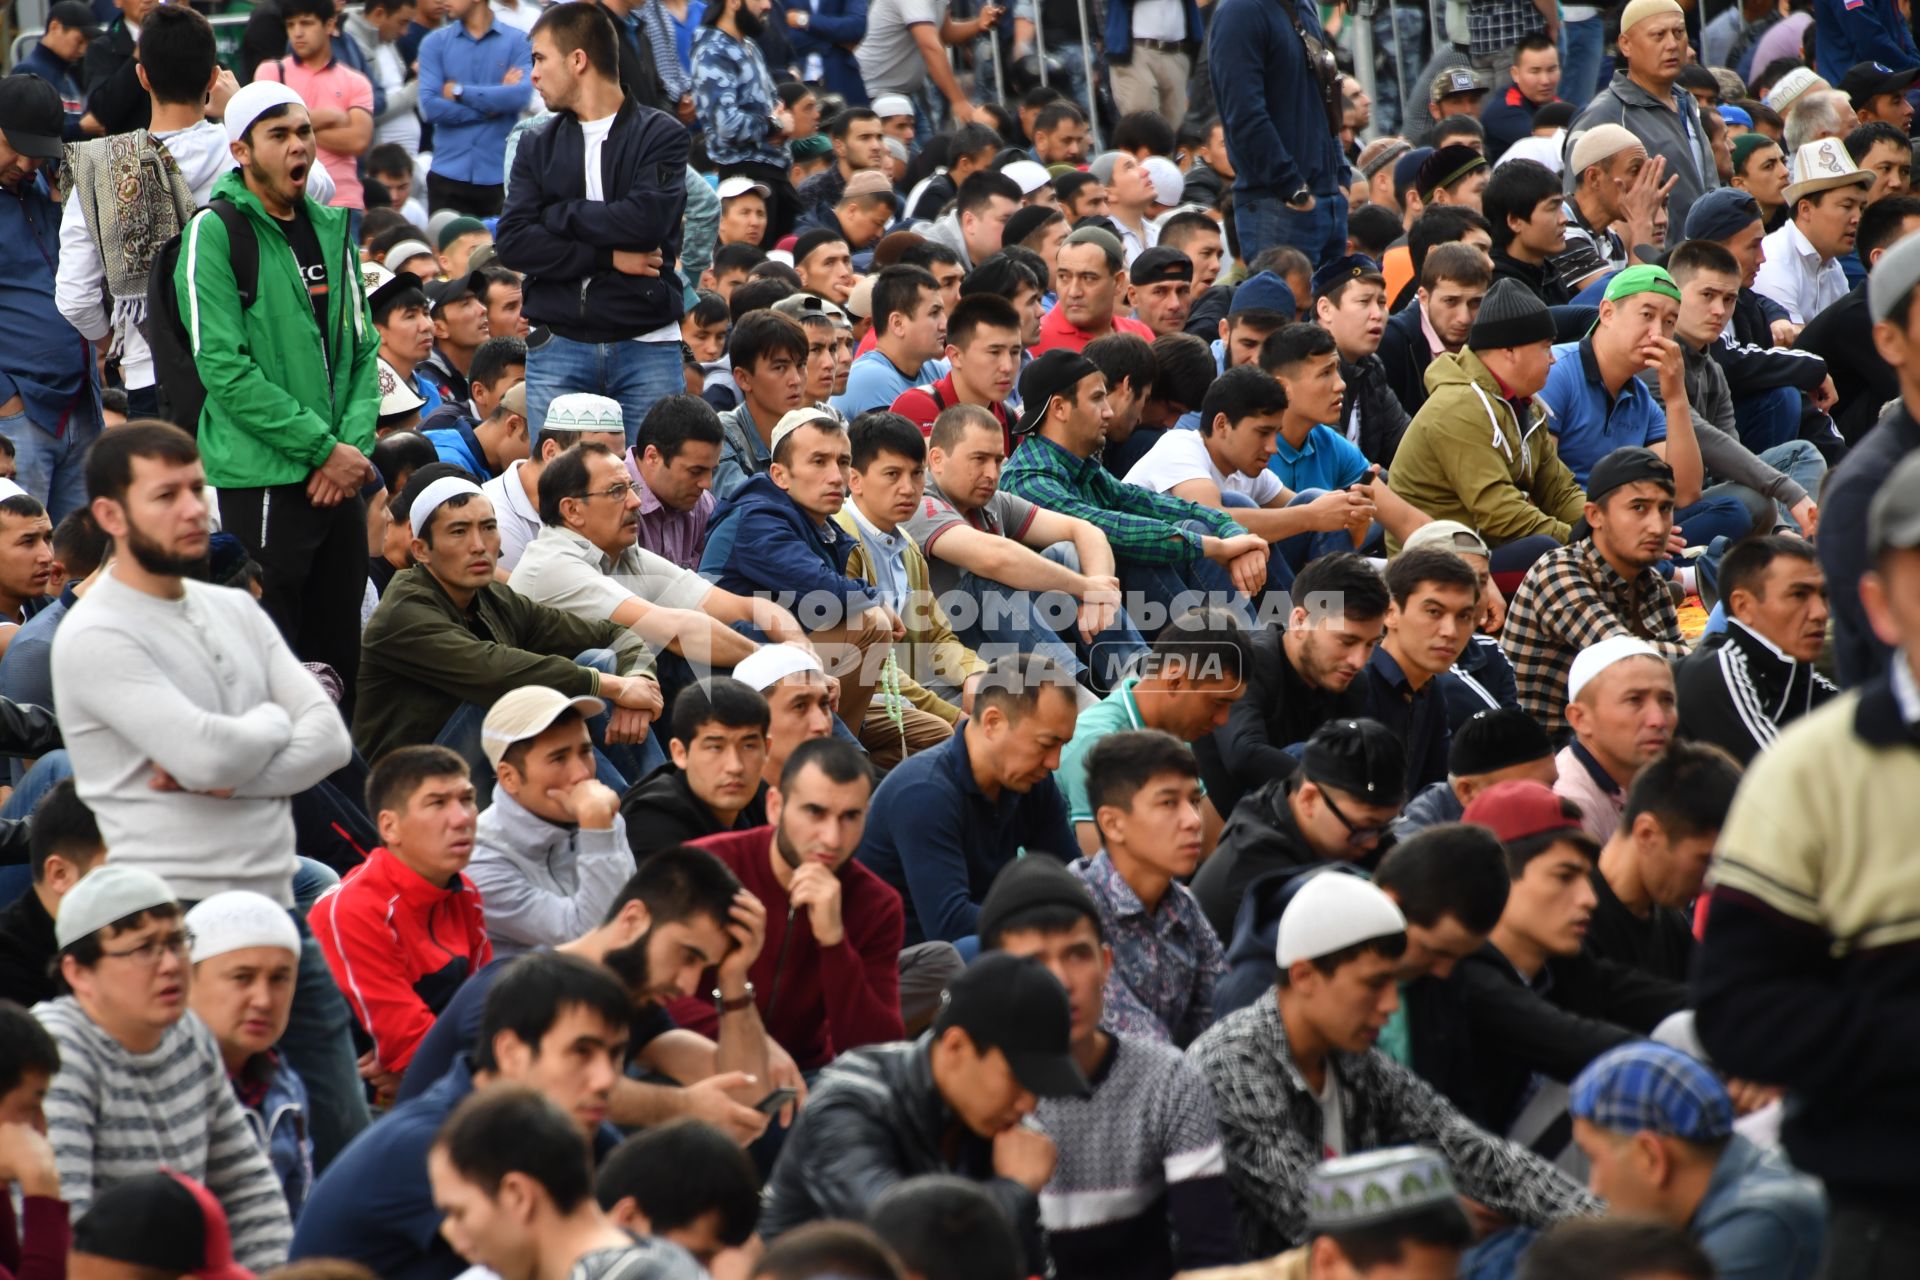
[1753,218,1850,326]
[50,571,352,905]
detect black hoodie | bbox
[619,761,767,862]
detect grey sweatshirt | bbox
[466,787,634,959]
[1641,339,1810,508]
[50,572,352,905]
[1568,72,1719,239]
[35,998,294,1270]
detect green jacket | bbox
[174,171,379,488]
[354,567,648,761]
[1385,348,1587,552]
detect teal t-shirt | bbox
[1056,677,1147,822]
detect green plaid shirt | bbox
[1000,434,1246,566]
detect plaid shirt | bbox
[1000,434,1245,567]
[1467,0,1549,58]
[1072,852,1226,1049]
[1501,538,1690,736]
[1187,994,1601,1258]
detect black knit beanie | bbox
[1468,278,1556,352]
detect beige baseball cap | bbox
[481,686,607,769]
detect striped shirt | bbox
[34,998,294,1270]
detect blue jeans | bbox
[1118,518,1290,633]
[1674,492,1757,548]
[1234,191,1348,273]
[1560,16,1607,108]
[2,749,70,821]
[1236,489,1385,575]
[285,907,372,1171]
[2,408,99,524]
[526,335,683,450]
[435,649,664,800]
[1371,5,1430,136]
[1732,385,1802,454]
[950,542,1149,692]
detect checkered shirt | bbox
[1467,0,1549,60]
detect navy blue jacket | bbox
[496,98,689,343]
[1814,0,1920,79]
[1820,401,1920,687]
[10,46,86,140]
[780,0,870,102]
[697,473,880,617]
[1207,0,1342,199]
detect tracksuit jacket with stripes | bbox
[1677,617,1838,767]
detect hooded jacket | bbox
[309,845,493,1075]
[1190,780,1332,942]
[1339,352,1410,466]
[174,169,380,488]
[1567,72,1718,237]
[618,761,767,863]
[236,1051,313,1217]
[1385,347,1587,551]
[697,474,880,618]
[759,1036,1046,1272]
[1376,303,1436,419]
[920,211,974,271]
[496,97,689,343]
[466,787,636,960]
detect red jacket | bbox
[310,845,492,1073]
[667,826,904,1070]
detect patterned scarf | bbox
[62,130,197,347]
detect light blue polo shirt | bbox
[1265,423,1371,493]
[1536,338,1669,488]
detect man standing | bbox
[853,0,1004,134]
[12,2,101,140]
[418,0,531,215]
[499,5,689,445]
[796,108,885,227]
[1,75,100,522]
[177,80,380,696]
[52,422,366,1167]
[1755,138,1875,325]
[259,0,376,214]
[692,0,795,240]
[1207,0,1345,263]
[1568,0,1718,235]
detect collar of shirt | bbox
[488,458,541,527]
[1418,303,1448,359]
[549,524,623,575]
[1078,850,1157,922]
[1726,615,1797,666]
[1368,644,1417,696]
[846,497,909,564]
[1025,431,1099,481]
[1893,651,1920,726]
[1107,676,1146,729]
[453,15,500,40]
[1782,217,1827,268]
[627,455,668,516]
[1569,738,1623,799]
[1576,536,1661,615]
[1272,426,1325,464]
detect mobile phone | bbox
[754,1087,798,1115]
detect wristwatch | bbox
[451,82,464,100]
[1287,185,1311,206]
[713,981,756,1014]
[795,11,810,26]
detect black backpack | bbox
[146,198,259,435]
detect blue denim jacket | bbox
[1693,1135,1827,1280]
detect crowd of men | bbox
[2,0,1920,1274]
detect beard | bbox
[128,522,209,581]
[772,821,803,870]
[602,926,655,999]
[734,4,764,36]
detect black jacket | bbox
[1339,352,1410,466]
[759,1036,1046,1273]
[1795,284,1890,444]
[1442,944,1685,1143]
[1820,401,1920,686]
[1193,628,1367,822]
[618,761,767,862]
[81,17,147,134]
[496,98,689,343]
[0,889,55,1007]
[1491,248,1574,308]
[1192,780,1358,941]
[1375,302,1434,419]
[1677,618,1838,767]
[601,0,674,114]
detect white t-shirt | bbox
[1130,0,1187,41]
[1123,427,1284,505]
[1314,1070,1347,1158]
[580,112,679,344]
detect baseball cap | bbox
[481,686,607,769]
[1567,634,1665,702]
[1683,187,1764,242]
[1401,519,1490,559]
[383,239,437,273]
[733,642,826,691]
[977,855,1102,947]
[48,1,106,40]
[1431,67,1489,103]
[1717,104,1753,129]
[717,175,773,201]
[1307,1148,1462,1235]
[1014,349,1102,436]
[1570,1041,1734,1144]
[466,242,502,274]
[1869,221,1920,322]
[426,275,479,315]
[933,952,1092,1099]
[1602,264,1682,305]
[55,865,178,951]
[1784,137,1875,205]
[1461,779,1585,844]
[773,292,850,324]
[1586,445,1675,504]
[846,275,878,320]
[544,393,624,435]
[72,1171,254,1280]
[1449,707,1554,776]
[1841,60,1920,109]
[0,75,63,161]
[768,407,843,458]
[1867,450,1920,555]
[1276,870,1407,968]
[1130,246,1193,287]
[1300,719,1408,808]
[1230,271,1298,319]
[186,892,301,964]
[843,169,898,204]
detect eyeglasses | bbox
[583,483,636,503]
[1318,789,1388,845]
[100,929,195,966]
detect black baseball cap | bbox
[48,0,106,39]
[934,952,1091,1099]
[426,275,479,315]
[0,75,65,161]
[1300,718,1407,807]
[1841,60,1920,109]
[977,854,1102,948]
[1586,446,1675,504]
[1013,349,1101,436]
[1129,245,1193,287]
